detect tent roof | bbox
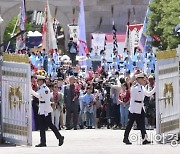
[27,31,42,37]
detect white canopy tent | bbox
[27,31,42,37]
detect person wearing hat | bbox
[123,72,156,145]
[31,74,64,147]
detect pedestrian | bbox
[64,76,79,130]
[123,72,155,145]
[68,37,77,66]
[31,74,64,147]
[51,83,64,130]
[83,86,95,129]
[119,82,130,129]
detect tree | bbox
[147,0,180,50]
[3,16,18,43]
[3,11,37,49]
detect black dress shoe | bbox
[59,136,64,146]
[35,143,47,147]
[79,125,84,129]
[142,140,151,145]
[65,128,71,130]
[123,138,132,145]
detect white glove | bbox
[44,111,49,117]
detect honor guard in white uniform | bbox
[123,72,156,145]
[31,74,64,147]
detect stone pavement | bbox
[0,129,179,154]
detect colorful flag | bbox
[68,24,79,43]
[42,4,48,51]
[78,0,88,56]
[42,0,57,54]
[111,6,118,53]
[138,0,153,53]
[20,0,26,31]
[112,20,118,52]
[91,33,106,55]
[16,0,26,51]
[125,24,143,54]
[124,9,131,52]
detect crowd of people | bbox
[12,37,156,132]
[24,42,156,132]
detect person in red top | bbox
[119,82,130,129]
[88,67,94,81]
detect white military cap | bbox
[148,74,154,79]
[36,75,46,80]
[135,72,145,78]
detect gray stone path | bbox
[0,129,179,154]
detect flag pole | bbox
[5,15,19,52]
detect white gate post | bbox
[155,60,160,135]
[1,54,32,146]
[156,50,180,143]
[0,54,2,143]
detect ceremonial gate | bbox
[0,54,32,145]
[156,50,180,143]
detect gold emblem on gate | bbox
[9,86,22,110]
[163,83,173,108]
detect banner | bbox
[91,33,105,55]
[16,35,26,51]
[92,33,126,62]
[68,24,79,43]
[42,1,57,53]
[126,24,143,54]
[16,0,26,51]
[20,0,26,31]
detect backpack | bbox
[70,44,77,53]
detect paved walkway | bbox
[0,129,179,154]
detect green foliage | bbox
[147,0,180,50]
[3,16,18,42]
[3,11,39,47]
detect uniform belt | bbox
[135,100,142,103]
[40,101,45,104]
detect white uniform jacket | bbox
[31,83,53,115]
[129,83,156,114]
